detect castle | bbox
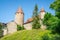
[3,7,46,35]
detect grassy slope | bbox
[0,29,51,40]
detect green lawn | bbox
[0,29,53,40]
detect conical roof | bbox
[16,7,23,13]
[40,8,45,12]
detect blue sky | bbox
[0,0,54,23]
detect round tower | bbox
[39,8,45,20]
[39,8,46,30]
[15,7,24,26]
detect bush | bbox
[0,24,3,38]
[17,25,24,31]
[21,26,25,30]
[42,34,49,40]
[0,30,3,38]
[54,34,60,40]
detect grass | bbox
[0,29,51,40]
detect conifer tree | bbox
[32,4,41,29]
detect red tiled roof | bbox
[24,18,33,24]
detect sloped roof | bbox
[16,7,23,13]
[24,18,33,24]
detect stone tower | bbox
[39,8,46,30]
[39,8,45,20]
[15,7,24,26]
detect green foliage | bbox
[50,0,60,19]
[17,25,21,31]
[0,30,3,38]
[17,25,24,31]
[47,17,59,30]
[48,17,60,34]
[43,13,60,33]
[0,24,2,30]
[43,12,60,34]
[42,34,49,40]
[0,24,3,38]
[53,34,60,40]
[43,12,53,26]
[46,17,60,34]
[21,26,25,30]
[53,19,60,34]
[55,11,60,19]
[32,4,41,29]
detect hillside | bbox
[0,29,52,40]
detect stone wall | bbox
[24,23,32,30]
[3,28,7,35]
[7,22,17,34]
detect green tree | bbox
[43,12,60,34]
[54,19,60,34]
[44,15,60,34]
[43,12,52,26]
[50,0,60,19]
[32,4,41,29]
[47,15,60,34]
[49,0,60,34]
[47,17,59,30]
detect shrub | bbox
[42,34,49,40]
[17,25,24,31]
[0,24,3,38]
[54,34,60,40]
[0,30,3,38]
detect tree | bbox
[43,12,60,34]
[50,0,60,19]
[43,12,53,26]
[44,15,60,34]
[54,19,60,34]
[32,4,41,29]
[47,17,59,30]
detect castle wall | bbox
[24,23,32,30]
[7,22,17,34]
[3,28,7,35]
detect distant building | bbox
[3,7,46,35]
